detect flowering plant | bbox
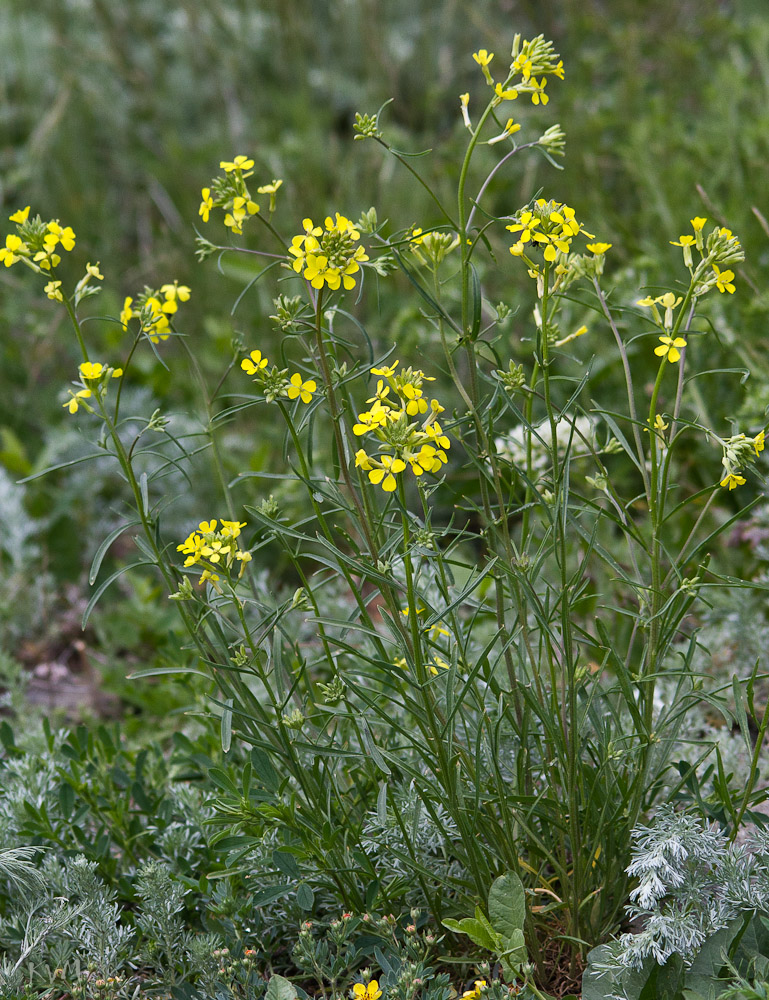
[6,30,765,989]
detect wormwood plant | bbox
[3,32,766,984]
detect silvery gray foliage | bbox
[596,807,769,976]
[135,859,187,984]
[65,856,135,976]
[362,781,466,894]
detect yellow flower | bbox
[199,188,214,222]
[287,373,317,404]
[670,235,695,248]
[754,430,765,456]
[86,262,104,280]
[63,388,92,414]
[0,234,25,267]
[224,195,259,233]
[353,982,382,1000]
[79,361,123,381]
[712,264,736,294]
[586,242,612,254]
[654,336,687,363]
[531,77,548,105]
[160,281,191,303]
[472,49,493,67]
[355,449,373,471]
[368,455,406,492]
[493,82,518,101]
[241,350,269,375]
[120,297,135,326]
[488,118,521,145]
[9,206,30,224]
[219,155,254,173]
[45,221,76,252]
[720,472,746,490]
[257,179,283,195]
[79,362,106,380]
[690,217,707,231]
[371,359,399,378]
[44,280,63,302]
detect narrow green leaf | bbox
[89,520,141,585]
[220,698,233,753]
[82,561,154,628]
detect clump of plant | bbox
[2,30,766,994]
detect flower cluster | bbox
[63,361,123,414]
[241,349,317,404]
[507,199,599,265]
[639,219,743,364]
[0,206,77,271]
[198,155,283,234]
[288,214,369,291]
[719,430,764,490]
[463,35,564,136]
[353,361,451,492]
[669,217,744,288]
[176,518,252,588]
[121,281,191,343]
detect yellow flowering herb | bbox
[586,242,612,255]
[44,280,63,302]
[9,206,30,224]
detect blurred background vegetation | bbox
[1,0,768,729]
